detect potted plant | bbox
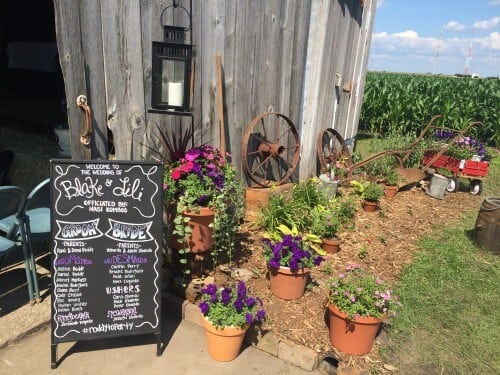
[310,197,358,254]
[351,180,384,212]
[383,168,400,199]
[262,235,323,300]
[310,204,341,253]
[327,263,401,355]
[163,144,243,279]
[199,281,266,361]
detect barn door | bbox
[53,0,108,159]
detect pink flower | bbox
[179,161,194,173]
[171,169,181,180]
[376,277,382,285]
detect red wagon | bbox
[422,151,489,195]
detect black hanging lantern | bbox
[151,1,194,113]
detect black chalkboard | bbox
[50,160,163,367]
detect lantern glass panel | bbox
[161,59,185,107]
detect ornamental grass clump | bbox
[328,263,401,319]
[199,281,266,328]
[262,235,323,272]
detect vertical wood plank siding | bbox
[54,0,375,182]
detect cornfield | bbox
[359,72,499,146]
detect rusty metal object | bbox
[316,128,353,174]
[242,112,300,187]
[77,95,92,147]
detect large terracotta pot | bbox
[321,238,341,254]
[327,303,382,356]
[269,266,310,300]
[202,315,248,361]
[171,206,215,253]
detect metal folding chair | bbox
[19,178,51,302]
[0,185,39,303]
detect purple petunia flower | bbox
[237,281,247,299]
[245,313,253,324]
[233,299,244,312]
[198,194,209,205]
[269,258,280,269]
[314,256,323,266]
[221,288,231,305]
[202,284,217,296]
[199,301,209,315]
[210,293,218,304]
[245,297,256,308]
[256,310,266,321]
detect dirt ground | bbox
[212,181,485,369]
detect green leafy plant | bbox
[199,281,266,328]
[384,168,400,186]
[309,197,357,240]
[351,180,384,202]
[256,178,328,237]
[328,263,401,319]
[310,205,341,239]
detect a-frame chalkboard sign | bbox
[50,160,163,368]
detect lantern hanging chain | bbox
[77,95,92,147]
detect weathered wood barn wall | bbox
[53,0,377,183]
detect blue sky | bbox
[368,0,500,76]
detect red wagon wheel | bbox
[316,128,352,174]
[242,112,300,187]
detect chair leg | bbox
[20,241,36,303]
[19,215,39,303]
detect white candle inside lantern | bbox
[168,82,184,107]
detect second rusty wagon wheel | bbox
[317,128,352,173]
[242,112,300,187]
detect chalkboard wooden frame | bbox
[50,160,163,368]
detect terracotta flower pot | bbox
[269,266,310,300]
[383,185,398,199]
[170,206,215,253]
[327,303,382,356]
[362,200,378,212]
[201,315,248,361]
[321,238,341,254]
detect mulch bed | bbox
[211,183,483,368]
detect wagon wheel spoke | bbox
[242,112,301,187]
[316,128,352,174]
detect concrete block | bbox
[245,328,279,357]
[278,339,320,371]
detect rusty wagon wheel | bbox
[316,128,352,173]
[242,112,300,187]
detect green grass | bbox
[381,151,500,374]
